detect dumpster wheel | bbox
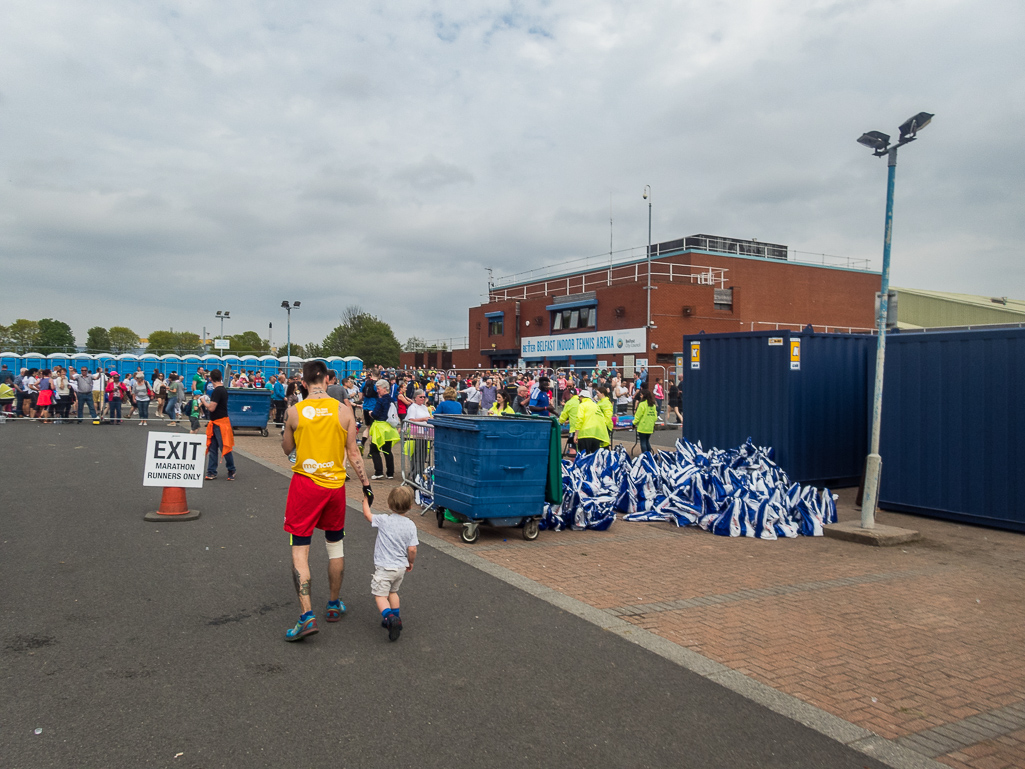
[460,523,480,544]
[261,428,269,437]
[436,508,445,529]
[522,518,540,541]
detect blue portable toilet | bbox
[278,355,304,377]
[201,354,224,375]
[116,354,140,378]
[47,352,71,371]
[160,354,183,378]
[181,355,201,381]
[1,351,20,375]
[326,356,343,380]
[68,353,94,374]
[239,355,260,377]
[94,354,116,375]
[343,356,363,378]
[221,355,240,378]
[23,353,46,371]
[259,354,280,380]
[138,354,161,378]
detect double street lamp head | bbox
[858,112,934,156]
[281,301,302,310]
[215,310,230,318]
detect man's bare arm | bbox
[341,404,371,486]
[281,406,298,454]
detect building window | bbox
[552,306,596,331]
[488,317,504,336]
[713,287,733,311]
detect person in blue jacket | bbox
[434,387,463,415]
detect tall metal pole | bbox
[860,146,898,529]
[644,185,652,328]
[286,307,291,377]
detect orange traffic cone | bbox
[145,487,201,522]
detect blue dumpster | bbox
[226,387,271,436]
[430,414,552,543]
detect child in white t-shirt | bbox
[362,486,418,642]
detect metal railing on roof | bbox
[491,241,871,291]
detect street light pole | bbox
[281,301,301,375]
[857,112,933,529]
[643,185,652,329]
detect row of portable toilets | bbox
[0,352,363,381]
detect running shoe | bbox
[386,475,394,480]
[227,472,236,481]
[387,616,402,642]
[325,600,346,622]
[371,474,384,480]
[285,614,318,642]
[205,474,217,481]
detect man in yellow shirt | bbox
[281,360,373,642]
[558,387,580,453]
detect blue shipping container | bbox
[681,330,874,487]
[431,415,550,519]
[878,327,1025,531]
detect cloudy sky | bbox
[2,0,1022,349]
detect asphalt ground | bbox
[1,423,889,769]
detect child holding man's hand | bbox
[362,486,418,642]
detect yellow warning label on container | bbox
[790,339,801,370]
[690,341,701,369]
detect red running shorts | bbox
[283,473,347,537]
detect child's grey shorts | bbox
[371,566,405,597]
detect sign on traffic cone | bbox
[144,487,201,522]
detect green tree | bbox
[404,336,426,352]
[85,326,111,353]
[0,324,12,351]
[227,331,270,353]
[108,326,140,354]
[302,342,324,358]
[36,318,76,354]
[8,319,40,352]
[322,305,401,367]
[147,331,203,355]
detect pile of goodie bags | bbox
[412,437,837,541]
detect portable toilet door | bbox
[116,354,140,379]
[239,355,260,379]
[161,354,183,378]
[221,354,241,380]
[69,353,94,375]
[181,354,202,381]
[343,356,363,378]
[278,355,304,377]
[259,354,280,380]
[94,354,116,376]
[201,353,224,375]
[23,353,46,372]
[326,356,344,381]
[139,353,162,378]
[0,352,19,375]
[47,352,72,372]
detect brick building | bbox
[402,235,881,373]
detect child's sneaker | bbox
[325,600,346,622]
[285,613,318,642]
[386,616,402,642]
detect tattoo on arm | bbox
[291,567,311,597]
[350,455,369,486]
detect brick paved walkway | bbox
[235,433,1025,769]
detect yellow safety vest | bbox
[576,398,610,447]
[559,395,580,431]
[292,397,348,488]
[596,396,614,431]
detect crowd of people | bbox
[0,361,682,459]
